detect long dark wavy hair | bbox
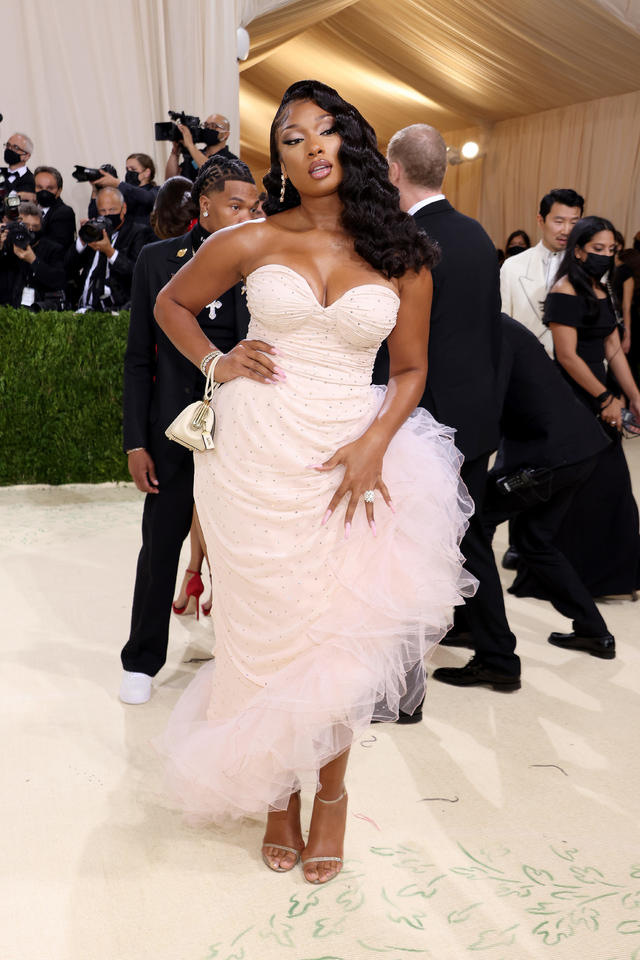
[262,80,439,278]
[552,216,616,318]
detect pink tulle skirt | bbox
[155,384,475,824]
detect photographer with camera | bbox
[65,186,152,311]
[1,132,35,195]
[89,153,159,230]
[163,113,235,182]
[34,166,76,250]
[0,201,65,308]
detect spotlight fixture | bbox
[237,27,250,61]
[461,140,480,159]
[446,145,462,166]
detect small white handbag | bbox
[165,358,221,452]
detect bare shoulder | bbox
[199,218,278,270]
[550,276,576,295]
[398,266,432,298]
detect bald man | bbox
[164,112,237,182]
[65,186,152,310]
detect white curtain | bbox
[2,0,296,220]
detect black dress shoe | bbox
[548,631,616,659]
[432,656,521,691]
[501,545,520,570]
[440,629,473,648]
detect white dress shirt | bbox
[407,194,446,217]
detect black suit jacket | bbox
[41,197,76,249]
[65,217,152,309]
[373,198,501,461]
[122,227,250,483]
[492,314,610,474]
[1,166,35,194]
[0,235,65,306]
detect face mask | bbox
[506,245,526,257]
[36,189,56,208]
[580,252,614,278]
[4,147,22,166]
[105,213,122,231]
[124,170,140,186]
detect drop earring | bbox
[279,171,287,203]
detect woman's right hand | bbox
[211,340,286,385]
[600,395,624,431]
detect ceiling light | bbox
[461,140,480,160]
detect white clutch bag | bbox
[165,359,221,452]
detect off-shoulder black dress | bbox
[510,292,640,598]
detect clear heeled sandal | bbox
[301,788,347,884]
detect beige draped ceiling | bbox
[240,0,640,243]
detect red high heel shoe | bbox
[172,569,205,620]
[202,572,213,617]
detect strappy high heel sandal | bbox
[172,569,205,620]
[301,788,347,884]
[262,792,304,873]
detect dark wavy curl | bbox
[262,80,439,279]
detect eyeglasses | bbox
[4,142,28,155]
[204,122,229,132]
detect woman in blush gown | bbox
[154,80,475,884]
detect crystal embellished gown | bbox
[157,264,476,823]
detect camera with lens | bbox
[154,109,220,146]
[3,190,22,221]
[32,291,67,313]
[72,163,118,183]
[5,220,35,250]
[78,216,113,244]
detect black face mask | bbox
[124,170,140,186]
[105,213,123,232]
[36,189,56,208]
[4,147,22,166]
[581,252,614,278]
[506,245,526,258]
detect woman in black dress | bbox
[513,217,640,607]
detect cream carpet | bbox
[2,444,639,960]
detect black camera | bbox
[72,163,118,183]
[495,466,552,495]
[154,109,220,146]
[78,216,113,244]
[3,190,21,221]
[5,220,35,250]
[32,291,67,312]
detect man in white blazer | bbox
[500,189,584,356]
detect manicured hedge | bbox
[0,307,131,485]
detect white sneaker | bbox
[119,671,152,704]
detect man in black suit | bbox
[0,202,65,307]
[1,132,35,195]
[376,123,519,702]
[66,186,151,310]
[35,166,76,249]
[119,155,259,704]
[433,315,615,684]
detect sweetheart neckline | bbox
[245,263,401,310]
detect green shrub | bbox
[0,307,131,485]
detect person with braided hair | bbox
[119,156,260,706]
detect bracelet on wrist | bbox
[200,349,222,375]
[207,352,224,383]
[596,390,612,406]
[126,447,144,455]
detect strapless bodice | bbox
[244,264,399,387]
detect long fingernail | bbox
[274,366,286,376]
[321,509,332,525]
[307,463,324,470]
[271,347,280,355]
[344,522,351,540]
[388,501,396,514]
[370,520,377,537]
[273,373,286,382]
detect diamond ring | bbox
[363,490,375,503]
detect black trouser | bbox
[120,462,195,676]
[483,455,608,638]
[453,453,520,676]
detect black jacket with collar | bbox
[40,197,76,250]
[373,198,502,461]
[65,216,152,309]
[122,225,250,483]
[1,166,35,194]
